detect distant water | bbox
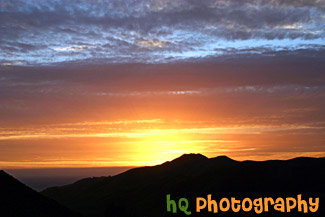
[5,167,134,191]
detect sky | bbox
[0,0,325,169]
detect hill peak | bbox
[213,155,235,162]
[170,153,208,164]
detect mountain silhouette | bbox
[42,154,325,217]
[0,170,81,217]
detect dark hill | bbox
[0,170,81,217]
[42,154,325,217]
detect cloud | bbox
[0,56,324,130]
[0,0,324,65]
[1,61,25,66]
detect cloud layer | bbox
[1,0,324,65]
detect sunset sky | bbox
[1,0,325,169]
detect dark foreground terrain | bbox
[1,154,324,217]
[40,154,325,217]
[0,170,81,217]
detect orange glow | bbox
[1,64,325,169]
[1,118,324,169]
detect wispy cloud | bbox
[0,0,324,65]
[0,123,321,140]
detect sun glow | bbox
[1,118,324,169]
[129,129,202,165]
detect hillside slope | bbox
[0,170,82,217]
[43,154,325,217]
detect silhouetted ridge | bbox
[211,155,236,162]
[42,155,325,217]
[0,170,81,217]
[169,153,208,164]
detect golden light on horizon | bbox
[1,117,324,169]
